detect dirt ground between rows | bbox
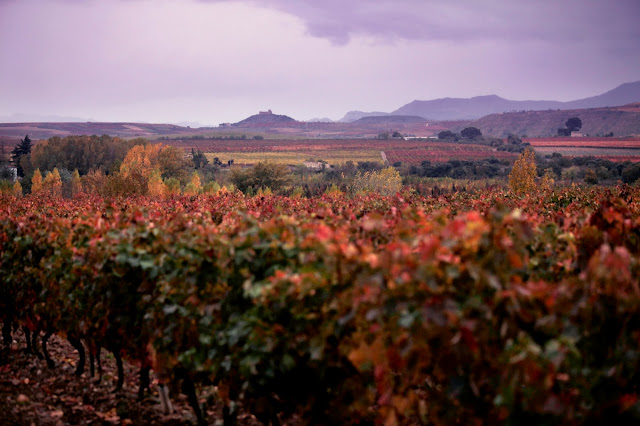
[0,328,260,425]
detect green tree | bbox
[30,135,142,175]
[10,134,32,177]
[0,139,8,165]
[230,161,291,194]
[183,171,202,195]
[191,148,209,169]
[157,145,192,182]
[438,130,457,140]
[461,127,482,139]
[165,177,182,196]
[566,117,582,132]
[622,163,640,184]
[557,117,582,137]
[202,181,221,194]
[584,169,598,185]
[507,134,523,145]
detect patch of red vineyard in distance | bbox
[526,137,640,149]
[154,138,484,154]
[385,145,518,165]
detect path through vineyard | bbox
[0,329,255,425]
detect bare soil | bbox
[0,328,245,425]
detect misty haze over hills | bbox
[0,113,95,123]
[339,81,640,122]
[2,81,639,127]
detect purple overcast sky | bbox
[1,0,639,125]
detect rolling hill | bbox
[452,104,640,137]
[0,122,189,139]
[233,111,297,127]
[339,81,640,122]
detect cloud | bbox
[1,0,638,123]
[197,0,640,46]
[4,0,640,45]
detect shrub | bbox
[584,169,599,185]
[622,163,640,184]
[351,167,402,196]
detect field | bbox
[159,137,426,152]
[533,146,640,161]
[384,144,517,165]
[0,119,447,141]
[528,137,640,162]
[526,137,640,148]
[205,149,383,166]
[167,138,518,166]
[2,186,640,424]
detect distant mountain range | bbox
[1,103,639,140]
[308,117,334,123]
[339,111,391,122]
[0,113,94,123]
[3,82,639,139]
[352,115,427,124]
[339,81,640,122]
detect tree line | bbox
[3,133,639,199]
[0,134,406,198]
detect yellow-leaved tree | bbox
[183,171,202,195]
[147,168,166,197]
[325,184,343,197]
[351,167,402,196]
[31,169,43,195]
[81,169,108,195]
[42,168,63,197]
[119,144,192,196]
[539,168,555,192]
[119,144,164,179]
[508,149,537,195]
[71,169,83,197]
[12,180,22,198]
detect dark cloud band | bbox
[194,0,640,45]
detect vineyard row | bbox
[1,187,640,424]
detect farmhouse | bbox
[3,167,18,181]
[303,161,327,170]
